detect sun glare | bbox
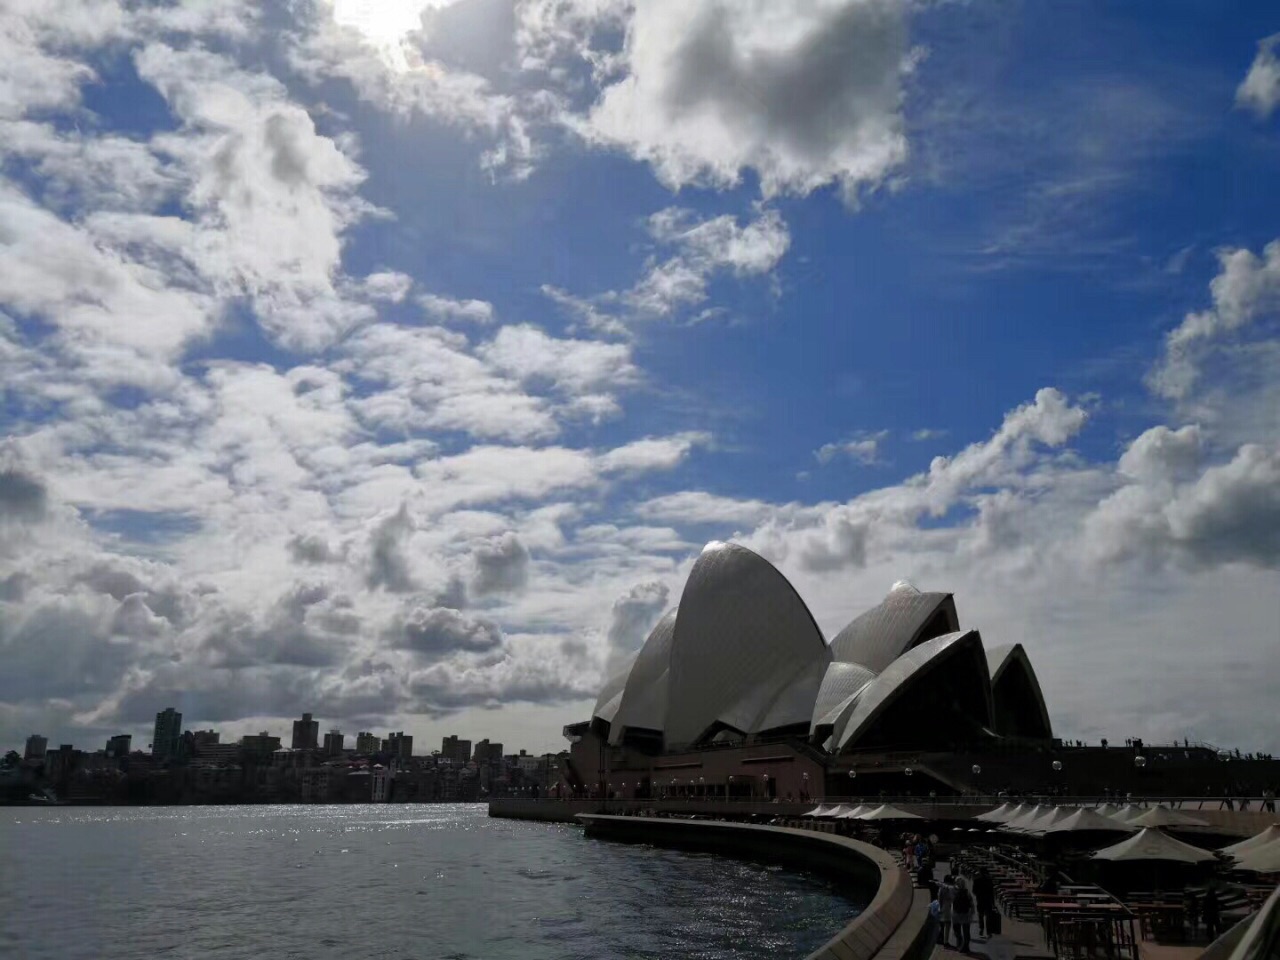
[331,0,449,70]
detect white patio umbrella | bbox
[1020,807,1076,835]
[1093,803,1124,817]
[1127,805,1210,829]
[857,803,924,821]
[1108,804,1150,823]
[820,804,855,818]
[1221,824,1280,858]
[975,802,1015,822]
[1002,804,1052,831]
[1091,827,1218,864]
[1234,839,1280,874]
[801,804,834,817]
[1042,808,1138,835]
[996,802,1033,823]
[836,804,870,819]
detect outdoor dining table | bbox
[1037,902,1138,959]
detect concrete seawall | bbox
[578,814,934,960]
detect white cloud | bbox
[543,206,791,328]
[289,0,539,178]
[137,43,380,352]
[597,433,709,474]
[1084,441,1280,570]
[418,292,495,324]
[815,430,888,465]
[634,491,779,528]
[1149,240,1280,400]
[478,324,637,393]
[1237,33,1280,119]
[470,532,531,596]
[575,0,915,203]
[910,428,947,442]
[629,206,791,315]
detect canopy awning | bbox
[1042,808,1138,835]
[1221,824,1280,858]
[1091,827,1218,864]
[1126,805,1210,829]
[858,803,924,821]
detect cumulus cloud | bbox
[418,292,495,324]
[392,605,504,657]
[1149,240,1280,400]
[574,0,915,203]
[288,0,539,178]
[470,532,531,595]
[605,580,669,671]
[597,433,709,474]
[478,324,637,392]
[1085,441,1280,570]
[366,504,416,592]
[1237,33,1280,119]
[136,42,379,352]
[0,462,48,522]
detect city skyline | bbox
[2,3,1279,756]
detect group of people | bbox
[925,865,997,952]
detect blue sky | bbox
[1,0,1278,755]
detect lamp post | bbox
[728,775,734,800]
[802,771,809,803]
[762,773,770,801]
[699,776,705,800]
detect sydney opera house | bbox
[562,541,1055,801]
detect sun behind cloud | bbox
[329,0,455,71]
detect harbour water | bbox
[0,804,862,959]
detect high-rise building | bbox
[291,713,319,750]
[355,732,379,755]
[24,734,48,760]
[386,732,413,761]
[240,732,281,761]
[105,734,132,758]
[323,730,344,756]
[441,735,471,765]
[473,739,504,763]
[191,730,220,750]
[152,708,182,760]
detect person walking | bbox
[1202,887,1221,941]
[953,876,975,952]
[974,866,996,938]
[937,874,956,946]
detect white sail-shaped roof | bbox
[832,629,993,752]
[592,655,636,726]
[810,661,878,733]
[829,582,958,673]
[985,643,1054,739]
[607,609,677,745]
[664,541,830,747]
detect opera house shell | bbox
[588,541,1052,757]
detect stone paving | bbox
[928,860,1054,960]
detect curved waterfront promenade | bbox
[577,814,934,960]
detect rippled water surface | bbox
[0,804,862,959]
